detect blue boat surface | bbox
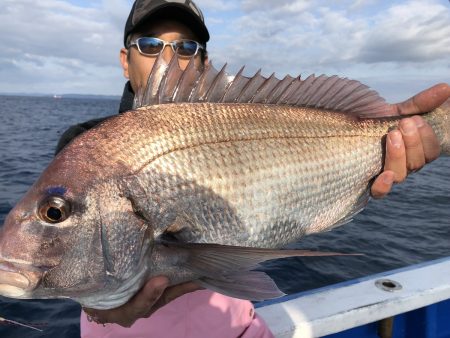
[255,256,450,338]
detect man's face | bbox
[120,19,207,93]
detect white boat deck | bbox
[256,256,450,338]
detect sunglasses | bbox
[129,37,205,57]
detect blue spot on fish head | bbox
[46,186,67,196]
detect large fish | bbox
[0,55,449,309]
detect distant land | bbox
[0,92,121,100]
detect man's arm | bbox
[371,83,450,198]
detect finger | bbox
[384,130,407,182]
[126,276,170,318]
[161,282,202,304]
[143,282,202,318]
[85,276,169,327]
[83,307,127,327]
[411,116,441,162]
[84,304,135,327]
[371,171,395,199]
[398,118,425,172]
[392,83,450,115]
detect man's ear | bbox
[120,48,130,79]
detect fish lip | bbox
[0,260,43,296]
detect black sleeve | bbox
[55,115,113,155]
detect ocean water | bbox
[0,95,449,337]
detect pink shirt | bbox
[81,290,274,338]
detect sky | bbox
[1,0,449,102]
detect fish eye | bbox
[38,196,71,224]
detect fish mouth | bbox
[0,261,42,298]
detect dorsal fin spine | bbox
[313,76,341,107]
[264,75,295,104]
[323,79,352,110]
[334,81,363,108]
[139,53,169,106]
[159,54,181,103]
[221,65,246,103]
[341,90,377,111]
[277,77,303,104]
[205,63,228,102]
[251,72,276,103]
[293,74,316,105]
[303,75,329,107]
[237,69,262,103]
[335,83,372,111]
[191,62,216,101]
[174,56,201,102]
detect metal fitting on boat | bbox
[375,278,403,292]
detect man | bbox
[57,0,449,334]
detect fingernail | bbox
[413,116,424,128]
[389,130,402,149]
[149,276,169,289]
[399,119,416,135]
[153,280,167,288]
[383,173,394,185]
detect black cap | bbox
[124,0,210,47]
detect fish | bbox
[0,54,448,309]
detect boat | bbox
[256,256,450,338]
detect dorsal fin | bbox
[237,69,265,103]
[158,55,183,103]
[174,56,200,103]
[221,65,248,102]
[205,63,229,102]
[133,53,169,108]
[134,54,394,118]
[251,72,278,103]
[191,60,221,102]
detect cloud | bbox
[0,0,130,95]
[208,3,358,74]
[356,1,450,63]
[1,0,448,101]
[195,0,236,12]
[205,0,449,101]
[3,1,112,65]
[348,0,377,11]
[241,0,314,15]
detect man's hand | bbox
[371,83,450,198]
[83,277,201,327]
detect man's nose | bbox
[161,45,175,63]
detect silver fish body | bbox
[0,57,449,308]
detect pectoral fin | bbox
[199,271,285,300]
[161,240,358,300]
